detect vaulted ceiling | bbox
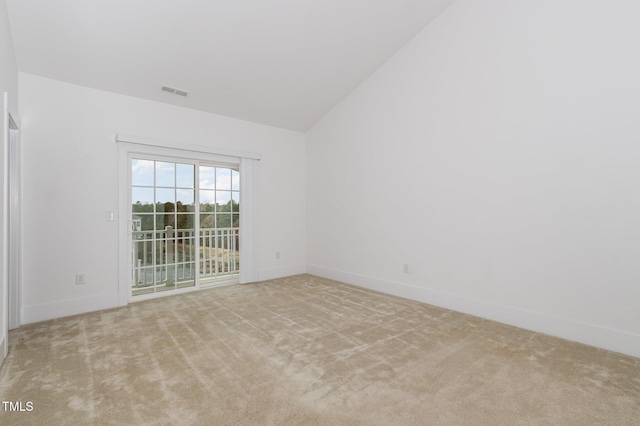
[6,0,454,131]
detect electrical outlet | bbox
[403,264,409,274]
[76,273,86,285]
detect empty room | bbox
[1,0,639,424]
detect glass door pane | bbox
[131,158,196,296]
[199,165,240,283]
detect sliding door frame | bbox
[116,134,260,306]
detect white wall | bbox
[307,0,640,357]
[20,72,306,323]
[0,0,17,119]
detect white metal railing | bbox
[199,227,239,280]
[132,226,239,290]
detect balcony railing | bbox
[132,226,239,292]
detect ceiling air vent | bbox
[161,86,188,97]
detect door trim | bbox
[1,93,8,363]
[8,114,20,329]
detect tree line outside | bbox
[132,199,239,232]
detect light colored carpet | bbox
[1,274,639,425]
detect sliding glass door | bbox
[198,165,240,284]
[130,156,239,298]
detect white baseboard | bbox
[20,264,306,324]
[22,293,119,325]
[307,264,640,359]
[259,263,306,282]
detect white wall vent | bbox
[161,86,188,97]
